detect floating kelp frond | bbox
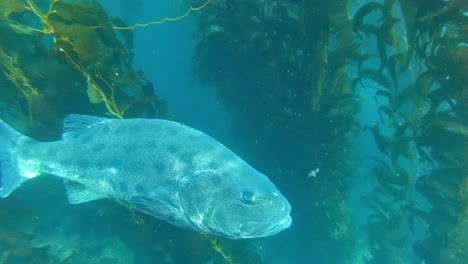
[0,45,39,98]
[0,0,169,137]
[0,0,29,20]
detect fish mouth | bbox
[245,215,292,238]
[264,215,292,234]
[203,215,292,239]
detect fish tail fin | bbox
[0,120,32,197]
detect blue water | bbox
[0,0,466,263]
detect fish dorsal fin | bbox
[62,114,109,140]
[64,181,106,204]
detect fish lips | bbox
[240,214,292,238]
[208,214,292,239]
[260,215,292,237]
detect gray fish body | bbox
[0,115,292,239]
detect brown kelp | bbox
[193,0,467,262]
[353,0,467,262]
[193,0,364,261]
[410,0,467,262]
[0,0,166,140]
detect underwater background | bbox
[0,0,466,263]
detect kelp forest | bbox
[0,0,167,139]
[0,0,466,263]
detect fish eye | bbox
[241,191,256,203]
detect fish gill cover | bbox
[0,0,467,263]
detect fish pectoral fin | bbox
[129,193,180,220]
[64,181,106,204]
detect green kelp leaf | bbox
[415,71,437,97]
[360,69,393,90]
[8,22,35,35]
[112,17,134,52]
[416,146,435,165]
[53,22,103,65]
[0,0,28,20]
[48,0,100,25]
[387,53,401,88]
[86,76,104,103]
[352,2,383,38]
[431,120,468,137]
[377,105,394,121]
[375,88,394,104]
[382,0,396,16]
[366,123,391,155]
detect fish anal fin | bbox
[64,181,106,204]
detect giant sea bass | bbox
[0,115,292,238]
